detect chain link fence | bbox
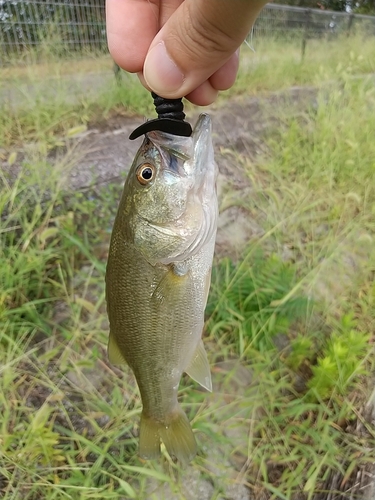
[1,1,375,59]
[0,0,107,57]
[253,3,375,39]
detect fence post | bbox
[113,62,122,85]
[347,13,355,36]
[301,9,312,61]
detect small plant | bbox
[287,334,315,371]
[207,250,310,354]
[307,315,370,400]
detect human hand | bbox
[106,0,267,106]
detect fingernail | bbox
[144,41,185,95]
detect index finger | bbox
[106,0,159,73]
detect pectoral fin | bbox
[108,332,127,365]
[185,340,212,392]
[151,265,188,303]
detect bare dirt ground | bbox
[66,86,316,189]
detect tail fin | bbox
[139,408,197,464]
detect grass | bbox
[1,34,375,499]
[207,75,375,497]
[0,69,152,149]
[233,34,375,95]
[1,53,112,83]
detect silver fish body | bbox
[105,114,218,463]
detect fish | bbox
[105,113,218,464]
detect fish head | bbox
[123,114,218,265]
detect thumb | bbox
[143,0,266,99]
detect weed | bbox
[0,71,151,148]
[207,251,310,354]
[232,35,375,96]
[307,314,371,401]
[206,76,375,497]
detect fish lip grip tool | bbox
[129,92,193,140]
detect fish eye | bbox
[136,163,156,185]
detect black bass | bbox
[106,113,218,463]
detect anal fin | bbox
[108,332,127,365]
[185,340,212,392]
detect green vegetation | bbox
[233,35,375,95]
[1,35,375,499]
[206,75,375,497]
[0,64,152,149]
[1,34,375,149]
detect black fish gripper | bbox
[129,92,192,140]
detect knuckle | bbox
[176,3,237,63]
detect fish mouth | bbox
[160,114,218,264]
[180,114,218,261]
[141,114,218,265]
[147,113,212,168]
[146,113,217,198]
[190,113,217,200]
[192,114,212,153]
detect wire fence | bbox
[253,3,375,39]
[0,0,107,57]
[1,1,375,60]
